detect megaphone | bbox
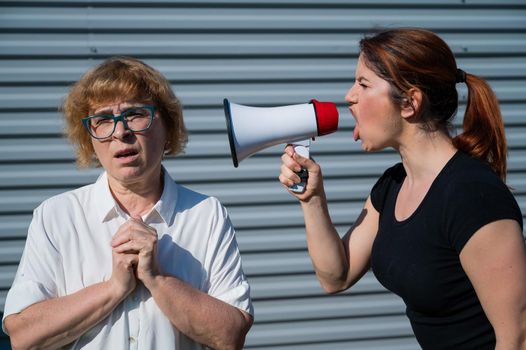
[223,98,339,192]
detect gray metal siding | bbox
[1,1,525,349]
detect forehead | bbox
[355,54,387,84]
[86,80,152,114]
[355,55,372,75]
[91,100,144,114]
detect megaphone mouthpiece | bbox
[310,99,339,136]
[223,99,339,168]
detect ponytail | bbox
[453,74,507,181]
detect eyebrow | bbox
[93,109,114,115]
[356,76,371,83]
[93,105,140,115]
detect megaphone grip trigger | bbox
[296,168,309,181]
[289,168,308,193]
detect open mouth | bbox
[115,149,139,158]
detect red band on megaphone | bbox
[310,99,339,136]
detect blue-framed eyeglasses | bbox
[81,105,157,139]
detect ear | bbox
[400,88,422,119]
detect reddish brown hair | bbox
[62,57,188,167]
[359,28,507,180]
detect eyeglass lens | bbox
[88,107,153,138]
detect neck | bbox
[107,168,164,218]
[397,128,457,185]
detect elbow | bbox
[215,312,253,350]
[321,282,347,295]
[4,317,24,350]
[319,276,350,295]
[235,314,253,349]
[4,316,41,350]
[230,315,253,350]
[315,268,351,295]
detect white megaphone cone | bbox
[223,98,339,192]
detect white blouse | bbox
[2,168,253,349]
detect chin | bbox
[361,143,373,152]
[361,142,382,153]
[111,166,144,181]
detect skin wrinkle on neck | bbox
[108,169,164,218]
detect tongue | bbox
[353,125,360,141]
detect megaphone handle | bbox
[289,140,310,193]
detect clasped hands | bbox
[109,216,160,297]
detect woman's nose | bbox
[112,119,132,139]
[345,86,357,105]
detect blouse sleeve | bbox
[204,198,253,316]
[1,201,62,334]
[444,179,523,253]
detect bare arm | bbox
[302,196,378,293]
[5,280,125,350]
[145,275,253,350]
[460,219,526,350]
[4,251,137,350]
[279,145,379,293]
[112,218,253,350]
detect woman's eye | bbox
[124,108,149,119]
[93,117,113,126]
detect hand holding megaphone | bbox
[280,144,326,200]
[223,99,339,193]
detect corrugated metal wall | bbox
[1,1,525,348]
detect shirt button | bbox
[129,336,136,343]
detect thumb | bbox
[292,151,315,170]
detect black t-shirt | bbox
[370,151,523,350]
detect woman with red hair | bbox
[3,57,253,350]
[279,28,525,349]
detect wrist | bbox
[142,274,165,291]
[106,279,132,303]
[301,193,327,207]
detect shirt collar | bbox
[150,167,178,225]
[93,166,178,225]
[93,171,120,222]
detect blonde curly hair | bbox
[62,56,188,167]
